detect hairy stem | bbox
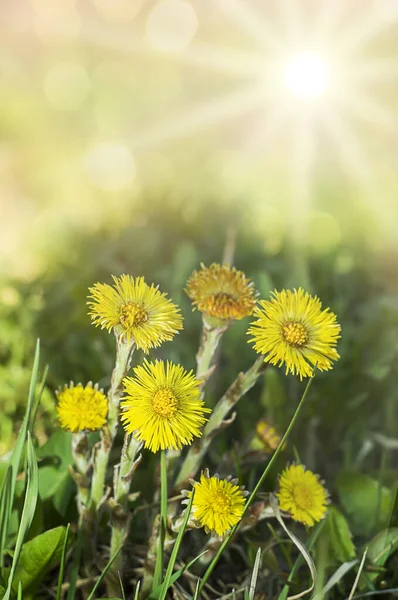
[175,356,266,487]
[198,373,315,593]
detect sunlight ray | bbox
[131,84,270,149]
[334,91,397,130]
[276,0,305,47]
[312,0,347,45]
[336,10,397,54]
[321,107,373,185]
[289,113,315,240]
[349,58,398,83]
[218,0,283,52]
[243,102,292,154]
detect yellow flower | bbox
[248,288,341,379]
[186,263,258,324]
[88,274,183,352]
[120,360,210,453]
[256,419,283,452]
[277,464,329,527]
[56,382,108,432]
[185,470,247,537]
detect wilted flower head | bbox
[121,360,210,453]
[277,464,329,527]
[88,274,183,352]
[256,419,283,453]
[248,288,341,379]
[186,263,258,325]
[56,382,108,433]
[183,469,248,537]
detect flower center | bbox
[120,302,148,329]
[292,483,313,510]
[282,322,309,347]
[152,388,178,418]
[212,490,232,514]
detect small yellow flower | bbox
[277,464,329,527]
[121,360,210,453]
[56,382,108,432]
[88,274,183,352]
[256,419,283,452]
[185,470,247,537]
[186,263,258,324]
[248,288,341,379]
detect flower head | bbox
[248,288,341,379]
[256,419,283,453]
[88,275,183,352]
[277,464,329,526]
[186,263,258,325]
[184,470,247,537]
[120,360,210,453]
[56,382,108,432]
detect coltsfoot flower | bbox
[88,274,183,352]
[183,470,248,537]
[186,263,258,325]
[277,464,329,527]
[121,360,210,453]
[56,382,108,432]
[248,287,341,379]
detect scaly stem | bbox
[175,356,266,487]
[196,322,226,384]
[107,434,142,596]
[198,373,315,594]
[153,451,168,590]
[88,333,135,515]
[71,432,89,517]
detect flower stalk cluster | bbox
[53,264,340,596]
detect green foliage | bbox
[36,431,74,517]
[320,506,356,564]
[336,472,395,535]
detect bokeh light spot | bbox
[83,142,136,192]
[146,0,198,53]
[44,62,90,110]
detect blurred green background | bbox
[0,0,397,496]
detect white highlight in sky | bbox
[283,52,329,99]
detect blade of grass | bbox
[133,580,141,600]
[0,467,13,573]
[248,548,261,600]
[55,523,71,600]
[158,491,195,600]
[29,364,49,431]
[322,560,358,596]
[198,374,315,594]
[153,450,168,591]
[192,578,200,600]
[6,340,40,537]
[86,544,123,600]
[3,432,39,600]
[277,520,325,600]
[348,548,368,600]
[148,551,208,600]
[270,494,317,600]
[17,581,22,600]
[118,571,127,600]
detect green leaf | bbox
[321,506,356,564]
[3,433,39,600]
[11,526,69,594]
[36,431,74,516]
[359,528,398,589]
[336,472,394,535]
[0,468,13,572]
